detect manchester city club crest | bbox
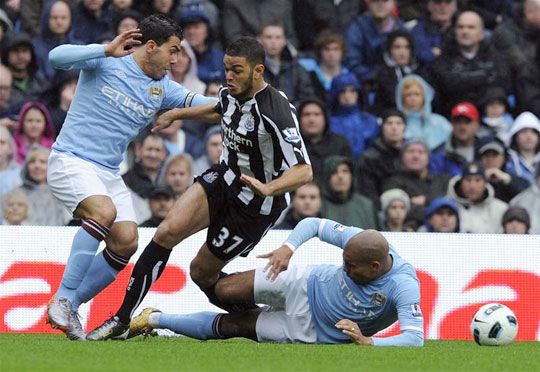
[203,171,219,184]
[149,85,163,101]
[371,292,387,307]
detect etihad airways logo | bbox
[222,125,253,151]
[101,85,156,121]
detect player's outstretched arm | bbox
[152,104,221,132]
[240,163,312,197]
[49,29,142,70]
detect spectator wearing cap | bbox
[431,10,510,115]
[344,0,404,82]
[274,182,322,230]
[477,136,529,203]
[418,196,460,232]
[320,155,378,229]
[430,102,482,176]
[383,139,450,229]
[505,112,540,185]
[297,99,352,184]
[139,186,175,228]
[502,206,530,234]
[357,109,406,205]
[447,161,508,233]
[379,188,411,232]
[510,163,540,234]
[480,86,513,142]
[1,32,48,109]
[396,74,452,150]
[410,0,457,68]
[179,9,224,84]
[328,73,379,160]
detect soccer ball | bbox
[470,303,518,346]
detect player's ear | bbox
[145,39,157,53]
[253,64,265,79]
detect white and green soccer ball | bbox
[470,303,518,346]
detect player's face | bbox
[460,175,486,202]
[49,1,71,36]
[147,36,181,79]
[223,55,256,100]
[23,108,46,142]
[27,151,49,184]
[300,103,326,138]
[343,249,379,285]
[429,207,458,232]
[166,160,192,195]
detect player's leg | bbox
[87,182,210,340]
[71,174,139,311]
[129,308,260,341]
[71,221,138,310]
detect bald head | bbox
[345,230,389,264]
[456,11,484,53]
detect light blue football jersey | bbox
[285,218,424,346]
[49,44,217,172]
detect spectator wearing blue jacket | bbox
[71,0,112,44]
[396,74,452,150]
[32,0,82,82]
[178,9,224,84]
[344,0,403,82]
[410,0,457,68]
[328,73,379,160]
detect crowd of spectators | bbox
[0,0,539,234]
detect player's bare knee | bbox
[90,207,116,227]
[189,260,216,289]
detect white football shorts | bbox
[47,150,137,223]
[254,264,317,343]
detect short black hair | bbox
[381,108,406,124]
[225,37,266,66]
[139,14,183,46]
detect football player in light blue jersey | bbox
[127,217,424,347]
[45,14,218,340]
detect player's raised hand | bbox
[257,245,293,281]
[239,174,272,196]
[335,319,373,346]
[104,29,142,58]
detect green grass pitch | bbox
[1,334,539,371]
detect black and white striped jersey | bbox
[213,84,310,216]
